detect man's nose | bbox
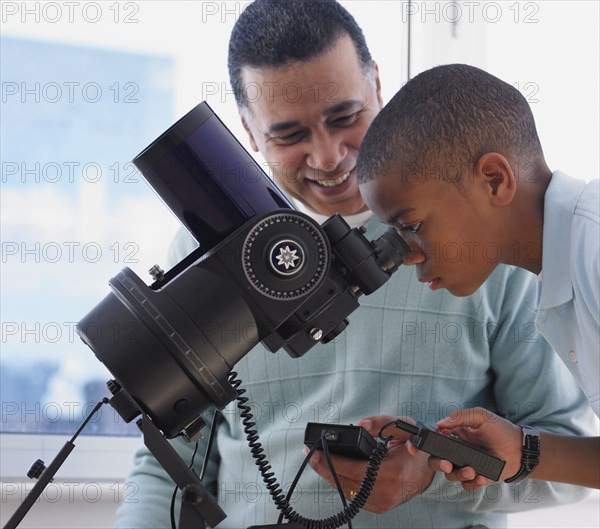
[305,133,347,172]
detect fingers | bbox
[425,454,479,481]
[357,415,398,436]
[358,415,412,441]
[304,448,366,486]
[454,473,492,491]
[437,406,497,430]
[462,476,490,491]
[426,457,492,490]
[405,440,418,456]
[304,449,369,502]
[427,456,454,474]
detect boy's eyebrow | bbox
[266,100,363,135]
[387,207,415,224]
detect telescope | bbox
[5,102,410,529]
[77,101,409,443]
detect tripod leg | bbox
[141,414,225,529]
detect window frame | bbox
[0,433,142,481]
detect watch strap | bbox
[504,425,541,483]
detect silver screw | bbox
[149,264,165,281]
[309,328,323,341]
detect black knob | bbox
[107,379,121,395]
[321,319,349,344]
[27,459,46,480]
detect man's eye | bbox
[274,131,305,144]
[332,113,358,126]
[400,222,421,234]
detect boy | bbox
[357,63,599,489]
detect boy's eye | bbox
[400,222,421,234]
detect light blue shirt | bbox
[536,171,600,416]
[117,217,595,529]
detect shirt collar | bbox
[291,198,374,229]
[538,171,587,310]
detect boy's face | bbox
[360,171,501,296]
[239,34,383,217]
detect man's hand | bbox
[304,415,434,513]
[418,407,523,490]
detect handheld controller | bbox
[304,422,378,460]
[393,419,506,481]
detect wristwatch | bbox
[504,425,541,483]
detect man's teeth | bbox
[315,172,350,187]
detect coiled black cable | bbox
[277,432,352,527]
[229,372,391,529]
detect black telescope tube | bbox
[133,102,293,254]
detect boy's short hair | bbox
[357,64,544,184]
[228,0,374,108]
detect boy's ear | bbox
[240,112,260,153]
[476,152,517,206]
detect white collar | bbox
[291,199,374,229]
[538,171,586,309]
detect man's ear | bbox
[371,61,383,108]
[476,152,517,207]
[240,112,260,152]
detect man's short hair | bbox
[228,0,373,108]
[357,64,544,184]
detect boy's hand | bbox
[424,407,524,490]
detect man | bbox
[116,2,594,528]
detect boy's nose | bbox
[402,243,426,265]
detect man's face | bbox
[360,171,501,297]
[239,35,383,217]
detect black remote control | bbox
[393,419,506,481]
[304,422,378,460]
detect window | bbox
[1,35,178,437]
[0,2,402,491]
[0,0,404,442]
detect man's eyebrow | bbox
[323,99,363,117]
[267,120,302,135]
[387,207,415,224]
[266,100,363,135]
